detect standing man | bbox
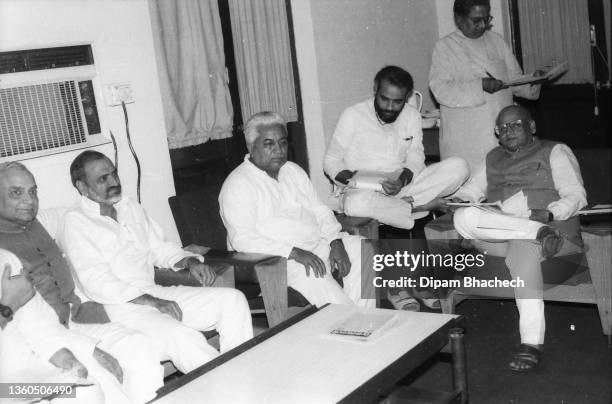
[0,161,163,403]
[325,65,469,230]
[452,106,586,371]
[220,111,375,308]
[429,0,541,171]
[57,151,253,375]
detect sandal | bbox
[410,288,441,310]
[508,344,543,372]
[387,289,420,311]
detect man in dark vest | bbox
[451,105,587,372]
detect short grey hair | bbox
[0,161,31,178]
[244,111,286,147]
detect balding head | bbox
[0,161,38,228]
[495,105,536,152]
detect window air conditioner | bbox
[0,46,109,162]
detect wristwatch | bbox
[0,303,13,321]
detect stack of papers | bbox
[326,311,398,342]
[505,60,569,87]
[348,170,402,192]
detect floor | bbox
[395,299,611,404]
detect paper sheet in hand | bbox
[446,201,501,207]
[505,60,569,87]
[348,170,402,192]
[325,311,398,342]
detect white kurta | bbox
[57,197,253,374]
[324,98,469,229]
[451,146,586,345]
[429,30,541,171]
[219,158,375,308]
[0,249,126,404]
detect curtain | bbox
[149,0,233,149]
[518,0,592,84]
[228,0,298,123]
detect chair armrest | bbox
[154,263,235,288]
[204,249,281,266]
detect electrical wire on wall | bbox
[121,101,142,203]
[109,130,119,169]
[589,24,611,116]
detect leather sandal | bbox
[508,343,543,372]
[387,289,420,311]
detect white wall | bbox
[0,0,180,242]
[292,0,440,199]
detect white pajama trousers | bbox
[343,157,469,229]
[69,321,164,403]
[103,286,253,374]
[287,234,376,309]
[454,207,547,345]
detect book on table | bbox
[348,170,402,192]
[325,311,398,342]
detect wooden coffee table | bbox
[153,304,467,404]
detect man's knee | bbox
[453,207,478,236]
[441,157,470,183]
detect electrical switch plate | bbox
[105,83,134,106]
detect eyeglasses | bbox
[495,119,525,136]
[468,15,493,25]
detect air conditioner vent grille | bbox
[0,45,93,74]
[0,81,87,158]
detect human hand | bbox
[183,244,211,256]
[335,170,355,185]
[132,294,182,321]
[0,264,35,311]
[329,239,351,278]
[188,262,216,286]
[529,209,553,223]
[289,247,326,278]
[482,77,505,93]
[381,178,403,195]
[49,348,88,379]
[93,347,123,384]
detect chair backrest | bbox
[168,185,227,250]
[573,148,611,205]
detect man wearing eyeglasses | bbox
[429,0,542,171]
[450,105,587,372]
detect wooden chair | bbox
[424,213,611,343]
[168,184,303,328]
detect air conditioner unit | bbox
[0,46,109,162]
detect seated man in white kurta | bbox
[324,65,470,230]
[219,112,375,308]
[451,106,586,372]
[57,151,253,376]
[0,249,128,404]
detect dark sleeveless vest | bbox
[486,138,581,245]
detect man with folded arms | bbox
[57,151,253,376]
[0,161,161,403]
[451,105,586,371]
[220,111,375,308]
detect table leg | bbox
[450,328,468,404]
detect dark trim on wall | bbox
[285,0,309,174]
[508,0,523,69]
